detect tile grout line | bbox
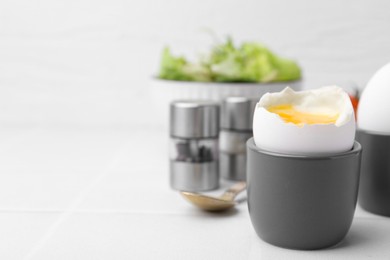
[22,140,132,260]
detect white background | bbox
[1,1,390,259]
[1,0,390,126]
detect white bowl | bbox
[149,78,302,127]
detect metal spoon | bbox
[180,181,247,211]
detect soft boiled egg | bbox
[253,86,356,155]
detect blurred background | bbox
[1,0,389,128]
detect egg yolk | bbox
[267,104,339,126]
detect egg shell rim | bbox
[247,138,361,159]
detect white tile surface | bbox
[0,212,60,260]
[27,212,252,260]
[0,126,388,259]
[16,210,390,260]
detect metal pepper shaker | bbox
[169,100,220,191]
[220,97,257,181]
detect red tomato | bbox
[349,95,359,120]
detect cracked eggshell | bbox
[253,86,356,155]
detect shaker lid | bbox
[221,97,258,130]
[170,100,220,138]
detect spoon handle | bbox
[221,181,247,201]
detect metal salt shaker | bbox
[220,97,257,181]
[170,100,220,191]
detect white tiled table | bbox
[1,123,390,259]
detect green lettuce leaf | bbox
[158,47,193,81]
[158,38,301,83]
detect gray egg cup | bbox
[246,138,362,250]
[357,129,390,216]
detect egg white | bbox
[253,86,356,155]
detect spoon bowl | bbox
[180,182,246,211]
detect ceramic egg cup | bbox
[357,129,390,216]
[246,138,362,250]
